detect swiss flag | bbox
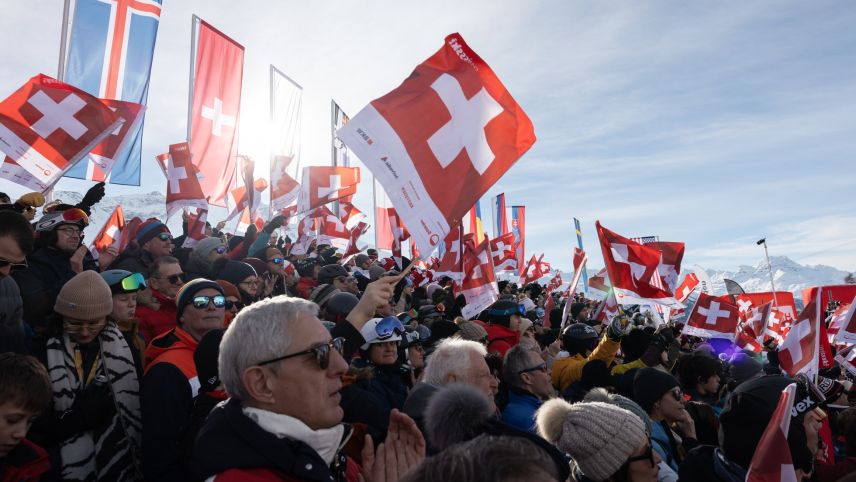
[833,296,856,345]
[736,325,764,353]
[435,225,464,282]
[596,221,680,307]
[157,142,208,220]
[778,293,824,378]
[341,221,370,262]
[226,179,269,222]
[81,99,145,182]
[340,201,367,230]
[746,383,799,482]
[270,157,301,213]
[743,301,774,341]
[0,74,122,189]
[189,20,244,207]
[546,272,563,293]
[298,166,360,213]
[734,292,799,325]
[519,254,546,286]
[543,293,556,329]
[588,267,610,293]
[0,156,47,191]
[489,232,517,271]
[682,292,740,340]
[90,205,125,257]
[183,208,208,248]
[646,241,685,293]
[460,237,499,320]
[593,288,620,324]
[337,33,535,255]
[318,207,352,250]
[675,273,699,303]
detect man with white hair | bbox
[402,337,499,434]
[190,294,425,482]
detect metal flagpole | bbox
[269,65,275,220]
[757,238,780,309]
[48,0,74,203]
[187,15,200,143]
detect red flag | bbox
[746,383,798,482]
[682,292,740,340]
[675,273,699,303]
[226,179,268,222]
[736,326,764,353]
[519,254,546,286]
[834,296,856,344]
[435,225,464,282]
[90,205,125,256]
[337,33,535,255]
[560,248,589,325]
[340,201,367,230]
[189,20,244,206]
[119,217,142,253]
[546,272,563,293]
[460,237,499,320]
[646,241,685,293]
[0,74,122,189]
[593,288,620,324]
[835,345,856,377]
[270,166,300,214]
[779,293,823,378]
[543,293,556,329]
[317,208,351,250]
[298,166,360,212]
[489,232,517,271]
[182,208,208,248]
[596,221,680,307]
[159,142,207,220]
[341,221,370,261]
[588,267,609,292]
[734,292,799,324]
[80,99,145,182]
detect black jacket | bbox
[110,247,155,278]
[191,398,354,482]
[678,445,747,482]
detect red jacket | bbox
[295,277,318,299]
[0,439,50,482]
[210,462,361,482]
[482,322,520,357]
[136,288,178,343]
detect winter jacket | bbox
[109,247,155,278]
[0,439,50,482]
[12,246,98,332]
[142,327,200,482]
[295,277,319,299]
[482,322,520,357]
[650,419,698,473]
[191,398,361,482]
[350,360,408,413]
[551,335,620,391]
[678,445,747,482]
[136,288,178,343]
[0,276,25,354]
[500,389,542,434]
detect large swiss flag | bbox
[157,142,208,219]
[338,33,535,254]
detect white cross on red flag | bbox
[225,179,269,222]
[337,33,536,255]
[778,293,833,378]
[297,166,360,213]
[596,221,681,307]
[682,292,740,340]
[546,272,563,293]
[0,74,123,189]
[435,225,464,283]
[182,208,209,249]
[81,99,145,182]
[460,237,499,320]
[588,267,610,293]
[341,221,370,262]
[189,19,243,206]
[745,383,799,482]
[90,205,125,257]
[675,273,699,303]
[157,142,208,220]
[833,296,856,345]
[519,254,546,286]
[646,241,685,293]
[489,232,517,271]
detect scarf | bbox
[242,406,350,465]
[46,321,141,481]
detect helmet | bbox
[487,299,523,327]
[34,208,89,232]
[561,323,599,356]
[359,316,404,350]
[100,270,147,294]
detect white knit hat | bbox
[536,400,646,481]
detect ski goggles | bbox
[375,315,405,340]
[58,208,89,226]
[191,295,226,309]
[102,271,147,293]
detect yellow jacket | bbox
[611,358,647,376]
[551,335,620,391]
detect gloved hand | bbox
[16,192,45,207]
[263,215,285,234]
[245,222,258,238]
[606,315,627,341]
[78,181,106,211]
[70,378,115,430]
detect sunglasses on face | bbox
[670,389,684,401]
[158,273,185,285]
[626,439,656,468]
[0,257,28,269]
[214,246,227,254]
[224,299,244,311]
[191,295,226,309]
[518,362,548,375]
[257,337,345,370]
[56,226,83,237]
[156,232,173,242]
[268,257,285,265]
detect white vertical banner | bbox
[331,100,350,168]
[269,65,302,215]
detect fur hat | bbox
[54,271,113,320]
[536,399,646,481]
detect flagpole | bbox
[757,238,780,309]
[187,15,200,143]
[269,64,274,220]
[57,0,72,82]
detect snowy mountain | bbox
[703,256,850,300]
[54,190,169,237]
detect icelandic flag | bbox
[63,0,163,185]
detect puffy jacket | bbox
[500,389,542,434]
[0,439,50,482]
[109,247,155,278]
[551,335,620,391]
[191,398,361,482]
[483,322,520,357]
[136,288,178,343]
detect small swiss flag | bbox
[745,383,799,482]
[682,292,740,340]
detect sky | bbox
[1,1,855,273]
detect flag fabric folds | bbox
[183,208,208,248]
[675,273,699,303]
[189,18,244,207]
[89,205,125,257]
[745,383,799,482]
[158,142,207,220]
[494,193,508,238]
[489,232,517,271]
[63,0,162,185]
[682,292,740,340]
[0,74,122,190]
[460,237,499,320]
[573,217,588,293]
[778,292,833,379]
[270,66,303,214]
[297,166,360,213]
[337,33,535,255]
[512,206,525,275]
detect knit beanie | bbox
[194,329,225,393]
[175,278,224,322]
[54,271,114,320]
[536,400,646,481]
[728,352,763,387]
[457,320,488,342]
[217,260,257,287]
[243,257,269,277]
[136,219,170,246]
[190,237,225,265]
[368,264,386,281]
[215,279,241,300]
[309,283,340,309]
[632,367,680,413]
[570,302,587,320]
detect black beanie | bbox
[632,367,680,413]
[217,260,257,287]
[175,279,224,323]
[570,302,587,320]
[194,329,225,393]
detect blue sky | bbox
[2,1,854,272]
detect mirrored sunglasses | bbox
[156,232,173,241]
[191,295,226,309]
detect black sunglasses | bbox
[156,232,173,241]
[191,295,226,309]
[158,273,185,285]
[257,337,345,370]
[626,439,655,468]
[0,257,28,269]
[518,362,547,375]
[224,299,244,311]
